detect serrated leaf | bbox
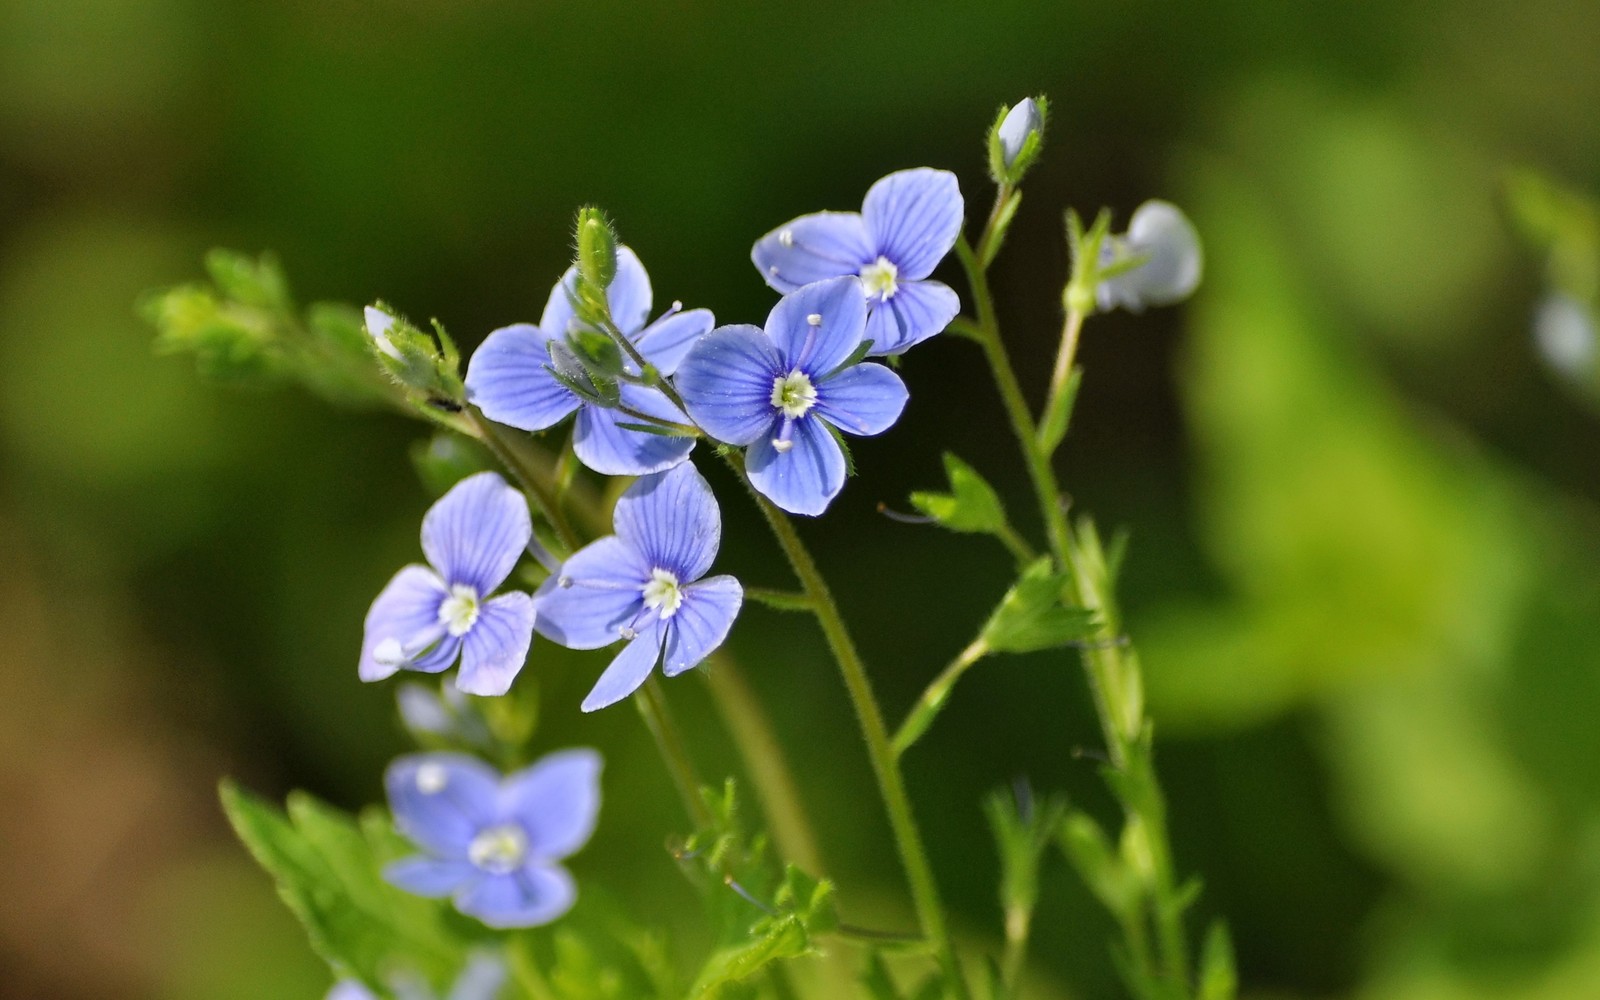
[980,558,1097,654]
[909,453,1008,535]
[686,915,811,999]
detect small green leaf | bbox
[981,190,1024,270]
[910,453,1008,535]
[1198,921,1238,1000]
[1036,365,1081,457]
[1058,809,1137,920]
[980,558,1097,654]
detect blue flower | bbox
[535,462,742,711]
[673,277,908,516]
[464,246,713,475]
[997,98,1043,169]
[751,168,964,356]
[383,750,601,929]
[1095,200,1203,313]
[327,953,507,1000]
[361,472,536,697]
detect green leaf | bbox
[686,915,810,999]
[219,781,468,992]
[979,558,1097,654]
[409,432,497,496]
[1035,365,1081,457]
[910,453,1008,535]
[981,190,1024,270]
[1198,921,1237,1000]
[1058,809,1137,920]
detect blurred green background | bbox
[3,1,1599,997]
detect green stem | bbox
[466,407,581,554]
[730,457,969,1000]
[1000,905,1032,993]
[892,637,989,757]
[636,676,713,829]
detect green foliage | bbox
[1505,168,1600,303]
[575,206,620,301]
[1196,922,1236,1000]
[218,781,474,995]
[985,785,1068,935]
[1035,366,1081,457]
[410,431,499,497]
[910,453,1008,535]
[979,558,1097,655]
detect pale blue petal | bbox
[456,592,535,696]
[464,323,579,432]
[997,98,1042,167]
[539,246,653,336]
[327,982,378,1000]
[386,752,499,859]
[614,463,721,581]
[361,565,447,682]
[384,856,479,898]
[862,279,961,356]
[674,324,784,446]
[534,537,649,650]
[572,385,695,476]
[580,623,664,712]
[454,865,576,928]
[447,954,510,1000]
[1097,201,1202,312]
[498,748,602,860]
[662,575,741,677]
[408,634,464,675]
[421,472,531,594]
[815,362,908,437]
[751,211,874,293]
[633,307,714,376]
[861,168,964,280]
[746,415,846,517]
[765,276,868,376]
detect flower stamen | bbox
[859,255,899,300]
[770,370,818,419]
[437,584,481,637]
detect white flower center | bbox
[437,584,481,637]
[770,369,818,419]
[860,255,899,300]
[641,567,684,620]
[468,823,529,874]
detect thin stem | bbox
[729,455,969,1000]
[1043,307,1086,439]
[613,401,702,437]
[600,317,691,414]
[635,675,713,829]
[995,521,1038,570]
[466,407,581,554]
[742,586,816,613]
[1000,905,1032,993]
[892,637,989,757]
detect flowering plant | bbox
[150,98,1219,999]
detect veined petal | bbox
[662,575,741,677]
[675,325,784,446]
[751,211,874,293]
[386,752,500,859]
[421,472,531,594]
[746,415,845,517]
[633,307,714,376]
[384,856,479,898]
[862,168,964,280]
[535,537,649,650]
[361,565,447,682]
[456,592,535,696]
[580,623,664,712]
[862,279,961,356]
[572,386,695,476]
[614,462,721,582]
[498,748,602,861]
[454,864,576,928]
[539,246,654,336]
[464,323,579,432]
[766,276,868,376]
[815,362,908,437]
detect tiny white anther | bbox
[768,265,780,276]
[772,437,795,454]
[619,625,638,640]
[806,313,822,326]
[778,229,794,247]
[671,299,683,311]
[558,576,573,588]
[416,762,448,794]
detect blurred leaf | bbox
[1197,921,1237,1000]
[980,558,1096,654]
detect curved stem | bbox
[636,675,714,828]
[893,637,989,757]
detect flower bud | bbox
[1095,200,1203,312]
[998,97,1043,169]
[574,206,618,292]
[364,305,403,360]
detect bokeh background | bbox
[3,1,1599,997]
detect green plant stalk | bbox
[957,195,1194,993]
[637,675,715,829]
[729,456,969,1000]
[893,637,989,757]
[466,407,581,554]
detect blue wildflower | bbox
[751,168,964,356]
[535,462,742,711]
[383,749,601,928]
[1095,200,1203,313]
[673,277,908,516]
[361,472,536,697]
[327,953,507,1000]
[464,246,712,475]
[997,97,1043,169]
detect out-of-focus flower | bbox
[1095,200,1203,313]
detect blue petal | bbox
[766,276,869,376]
[861,168,964,281]
[580,623,664,712]
[633,307,714,376]
[464,323,579,432]
[751,211,874,293]
[447,954,510,1000]
[862,279,961,356]
[539,246,654,336]
[746,415,846,517]
[421,472,531,594]
[456,592,536,696]
[498,748,602,860]
[384,855,479,898]
[674,324,784,445]
[815,362,908,437]
[327,982,379,1000]
[385,752,500,858]
[361,565,446,682]
[662,575,742,677]
[534,537,649,649]
[614,462,721,582]
[572,385,695,476]
[454,865,576,928]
